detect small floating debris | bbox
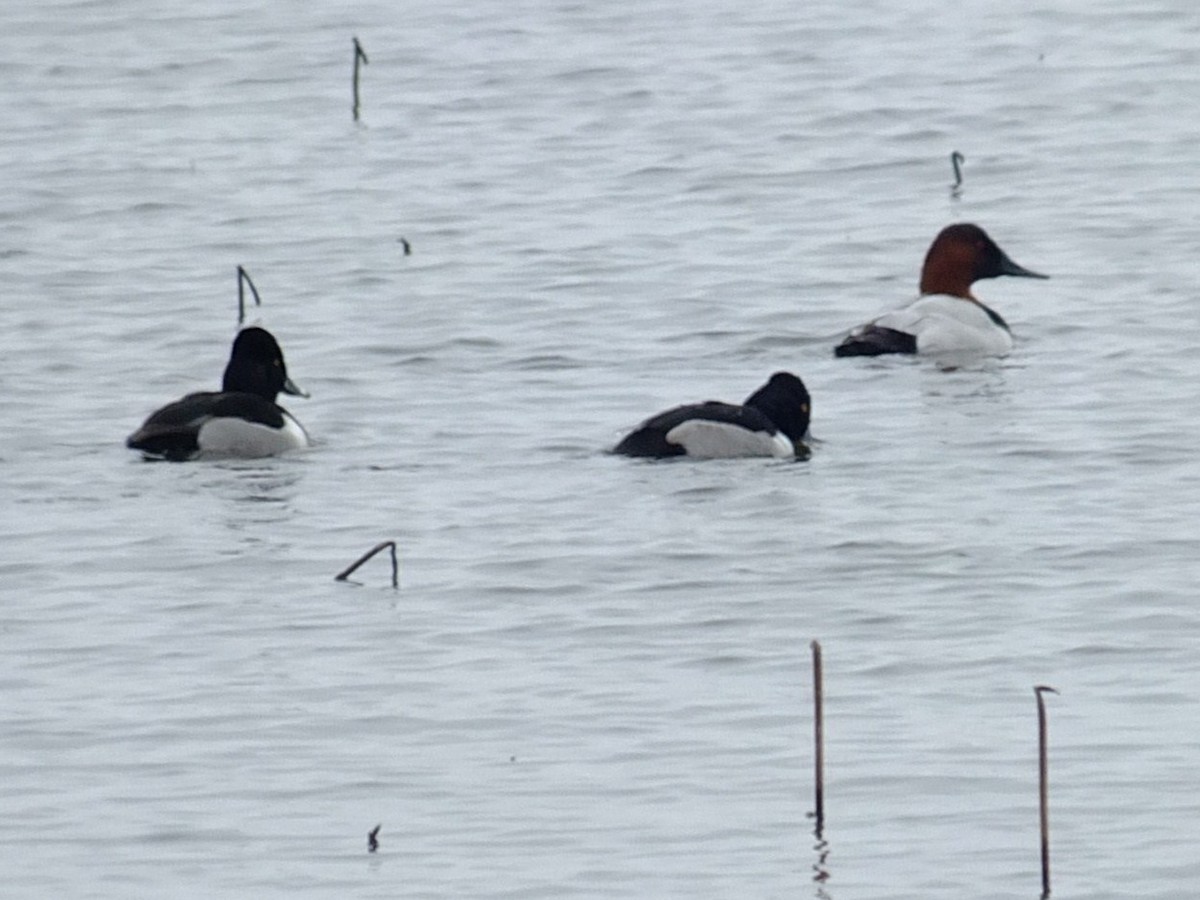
[368,823,381,853]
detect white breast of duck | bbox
[664,416,795,459]
[613,372,811,460]
[873,295,1013,357]
[197,408,310,458]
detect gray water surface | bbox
[4,0,1200,897]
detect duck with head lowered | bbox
[126,326,310,461]
[834,223,1048,358]
[613,372,812,460]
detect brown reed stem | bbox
[812,640,824,834]
[1035,684,1059,898]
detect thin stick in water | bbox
[237,265,262,327]
[336,540,398,588]
[950,151,965,188]
[812,640,825,834]
[368,824,381,853]
[949,150,965,199]
[352,37,369,121]
[1035,684,1059,898]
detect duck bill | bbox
[998,252,1049,280]
[282,376,310,398]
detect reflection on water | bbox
[919,361,1011,400]
[811,827,832,893]
[220,466,303,506]
[198,461,307,539]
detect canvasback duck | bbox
[835,223,1048,358]
[614,372,811,459]
[127,326,310,461]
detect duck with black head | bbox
[126,327,310,461]
[613,372,812,460]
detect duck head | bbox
[918,223,1048,299]
[222,327,308,401]
[744,372,812,445]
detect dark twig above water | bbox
[336,541,399,588]
[950,150,965,199]
[368,824,381,853]
[811,640,825,834]
[808,640,831,889]
[352,37,369,121]
[237,265,262,327]
[1035,685,1058,898]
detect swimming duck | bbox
[834,223,1047,358]
[126,327,310,461]
[613,372,811,459]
